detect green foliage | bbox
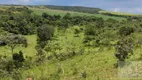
[45,5,102,14]
[37,24,54,42]
[119,26,134,36]
[0,7,41,35]
[115,37,134,62]
[85,24,96,36]
[1,5,142,80]
[31,7,126,21]
[42,12,50,18]
[35,45,46,63]
[12,69,22,80]
[12,51,25,62]
[81,71,87,78]
[6,34,27,54]
[63,13,72,20]
[37,24,54,49]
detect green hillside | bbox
[1,26,142,80]
[0,5,126,21]
[30,7,126,21]
[0,5,142,80]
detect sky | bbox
[0,0,142,14]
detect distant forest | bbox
[44,5,102,14]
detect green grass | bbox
[20,28,142,80]
[20,49,117,80]
[18,26,118,80]
[1,26,142,80]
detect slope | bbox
[30,7,126,21]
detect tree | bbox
[12,51,25,68]
[36,24,54,62]
[37,24,54,48]
[119,27,134,36]
[63,13,72,20]
[12,51,25,62]
[54,15,61,20]
[115,37,134,62]
[85,24,96,36]
[6,34,27,54]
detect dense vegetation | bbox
[0,6,142,80]
[44,5,102,14]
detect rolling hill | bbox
[1,5,142,80]
[0,5,126,21]
[29,7,126,21]
[44,5,102,14]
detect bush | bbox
[37,24,54,42]
[85,24,96,36]
[74,28,81,34]
[12,51,25,68]
[35,45,46,63]
[119,27,134,36]
[115,37,134,62]
[12,51,25,62]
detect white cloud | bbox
[113,8,120,12]
[136,8,142,12]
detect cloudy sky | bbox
[0,0,142,14]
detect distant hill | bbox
[44,5,102,14]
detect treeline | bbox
[100,13,132,18]
[44,5,102,14]
[0,6,42,35]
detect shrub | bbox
[115,37,134,62]
[81,71,87,78]
[35,45,46,63]
[12,51,25,62]
[85,24,96,36]
[37,24,54,42]
[119,27,134,36]
[12,70,22,80]
[12,51,25,68]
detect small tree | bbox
[63,13,71,20]
[37,24,54,48]
[42,13,50,18]
[119,27,134,37]
[6,34,27,54]
[12,51,25,62]
[115,37,134,62]
[35,45,46,63]
[114,26,135,63]
[36,24,54,62]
